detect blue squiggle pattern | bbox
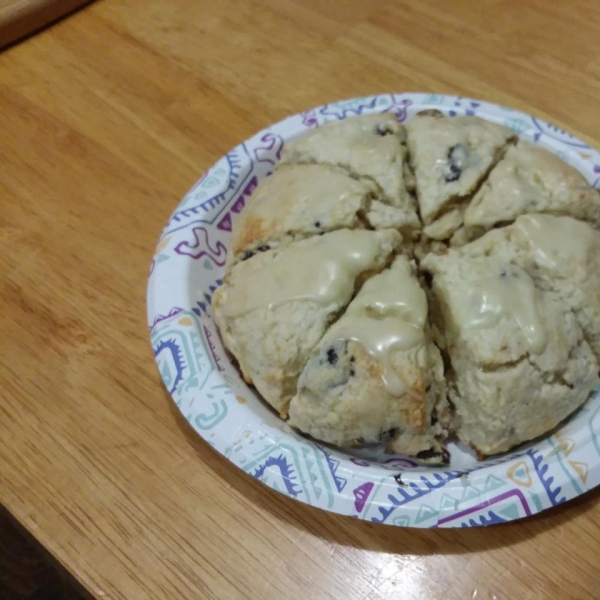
[372,471,466,524]
[461,510,507,527]
[319,96,379,119]
[165,147,252,233]
[527,448,565,506]
[317,446,348,493]
[531,117,590,149]
[252,454,302,498]
[154,338,186,394]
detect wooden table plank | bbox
[1,1,600,599]
[0,0,92,48]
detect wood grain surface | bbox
[1,1,600,599]
[0,0,92,48]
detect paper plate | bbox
[147,93,600,528]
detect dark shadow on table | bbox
[0,505,93,600]
[165,388,600,557]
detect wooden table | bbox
[2,1,600,598]
[0,0,92,48]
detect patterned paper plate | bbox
[148,93,600,528]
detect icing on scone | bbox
[515,213,600,269]
[457,264,546,354]
[223,229,393,318]
[327,259,427,395]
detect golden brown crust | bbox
[232,215,268,255]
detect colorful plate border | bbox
[147,93,600,528]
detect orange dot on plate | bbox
[156,236,171,252]
[236,395,247,404]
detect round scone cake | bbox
[211,110,600,465]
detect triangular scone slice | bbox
[280,114,420,231]
[464,140,600,231]
[510,214,600,364]
[453,213,600,364]
[422,233,598,457]
[212,229,402,416]
[407,111,514,227]
[227,164,376,266]
[287,256,449,463]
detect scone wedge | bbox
[510,214,600,362]
[212,228,402,416]
[288,256,449,463]
[464,141,600,233]
[280,113,420,233]
[422,228,599,457]
[406,110,514,240]
[227,163,410,267]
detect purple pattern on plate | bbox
[203,324,225,372]
[217,176,259,231]
[353,482,375,512]
[175,226,227,264]
[254,133,284,165]
[149,307,185,332]
[384,96,412,122]
[437,489,531,526]
[301,108,319,128]
[593,165,600,189]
